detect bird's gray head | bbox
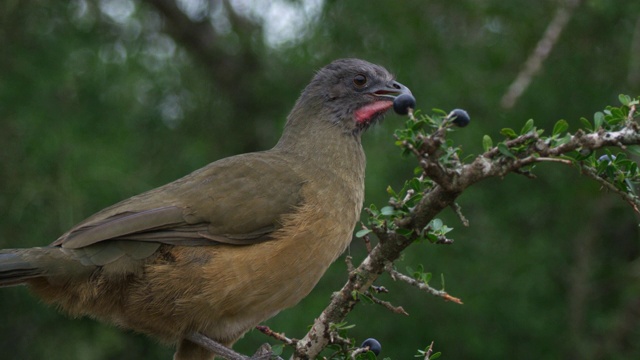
[289,58,412,135]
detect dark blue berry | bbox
[361,338,381,356]
[449,108,471,127]
[393,93,416,115]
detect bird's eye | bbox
[353,74,367,88]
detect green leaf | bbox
[552,119,569,136]
[396,228,414,237]
[380,206,395,216]
[430,352,442,359]
[594,112,605,129]
[362,352,376,360]
[439,225,453,235]
[579,117,593,132]
[553,134,572,146]
[334,322,355,330]
[500,128,518,139]
[628,146,640,156]
[520,118,534,134]
[423,272,432,283]
[409,178,421,191]
[358,292,374,304]
[367,204,379,216]
[271,344,284,356]
[482,135,493,152]
[497,143,516,159]
[381,207,397,217]
[429,218,443,231]
[355,229,372,238]
[619,94,632,106]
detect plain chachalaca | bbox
[0,58,413,359]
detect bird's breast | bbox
[186,172,364,340]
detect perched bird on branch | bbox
[0,58,413,359]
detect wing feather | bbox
[52,151,305,264]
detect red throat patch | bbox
[354,100,393,124]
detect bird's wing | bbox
[51,151,304,265]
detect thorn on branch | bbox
[345,255,355,273]
[362,231,373,253]
[628,103,637,122]
[328,329,352,347]
[402,188,416,205]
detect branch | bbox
[501,0,582,109]
[142,0,260,89]
[292,100,640,358]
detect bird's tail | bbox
[0,249,45,287]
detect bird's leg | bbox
[182,332,248,360]
[183,332,279,360]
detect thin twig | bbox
[255,325,297,346]
[350,347,370,359]
[387,268,463,304]
[533,156,574,165]
[424,341,435,360]
[365,291,410,315]
[450,202,469,227]
[580,167,640,214]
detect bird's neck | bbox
[275,113,363,165]
[273,111,366,243]
[273,111,366,189]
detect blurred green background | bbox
[2,0,640,359]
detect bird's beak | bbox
[369,80,412,100]
[353,80,414,125]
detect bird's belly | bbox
[199,201,357,342]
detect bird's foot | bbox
[250,343,281,360]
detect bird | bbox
[0,58,413,359]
